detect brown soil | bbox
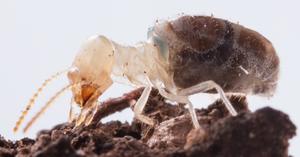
[0,89,296,157]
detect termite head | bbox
[13,35,116,133]
[67,35,115,108]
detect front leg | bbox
[133,86,155,126]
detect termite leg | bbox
[83,101,98,126]
[178,80,238,116]
[68,97,75,122]
[133,86,155,126]
[186,100,201,129]
[157,87,201,129]
[75,108,87,127]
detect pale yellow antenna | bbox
[13,69,68,132]
[23,83,75,133]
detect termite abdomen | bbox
[153,15,279,96]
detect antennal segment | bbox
[13,69,68,132]
[23,83,75,133]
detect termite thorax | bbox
[109,39,163,86]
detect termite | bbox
[14,15,279,132]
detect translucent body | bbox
[67,15,279,128]
[14,15,279,132]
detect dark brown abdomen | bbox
[154,15,279,96]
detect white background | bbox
[0,0,299,155]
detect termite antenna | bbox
[13,69,69,133]
[23,83,76,133]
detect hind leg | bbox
[178,80,238,116]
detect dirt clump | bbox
[0,89,296,157]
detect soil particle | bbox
[186,107,296,157]
[0,90,296,157]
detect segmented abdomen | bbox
[153,15,279,96]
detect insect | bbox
[14,15,279,132]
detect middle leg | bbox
[157,87,201,129]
